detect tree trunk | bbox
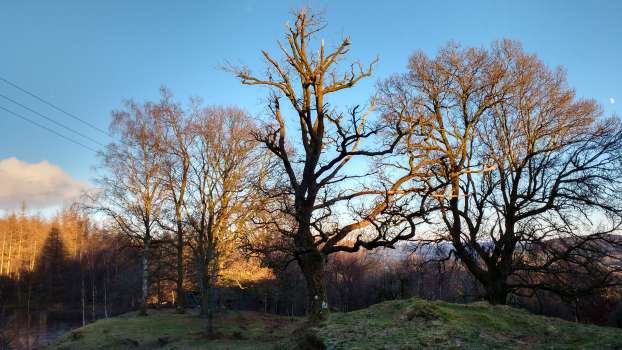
[298,248,328,323]
[202,244,216,334]
[91,268,96,321]
[200,272,209,317]
[26,278,32,333]
[203,215,216,334]
[81,273,86,326]
[0,229,5,275]
[6,230,13,275]
[175,221,185,314]
[16,225,23,280]
[198,254,209,318]
[80,237,86,326]
[206,272,214,335]
[30,240,36,271]
[484,280,509,305]
[103,274,109,318]
[139,240,149,316]
[198,257,215,334]
[293,213,329,323]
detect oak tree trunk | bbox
[296,224,328,322]
[300,253,328,323]
[484,279,509,305]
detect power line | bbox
[0,93,105,147]
[0,76,112,138]
[0,105,98,153]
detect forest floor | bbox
[44,298,622,350]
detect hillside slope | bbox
[45,298,622,350]
[312,298,622,349]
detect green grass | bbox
[45,298,622,350]
[44,308,301,350]
[315,299,622,350]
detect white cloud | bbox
[0,157,89,210]
[610,97,616,105]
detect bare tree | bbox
[185,106,266,333]
[232,9,433,321]
[156,88,193,313]
[380,40,622,304]
[95,95,166,315]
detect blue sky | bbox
[0,0,620,210]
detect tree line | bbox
[0,209,142,331]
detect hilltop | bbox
[45,298,622,350]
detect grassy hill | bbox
[45,298,622,350]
